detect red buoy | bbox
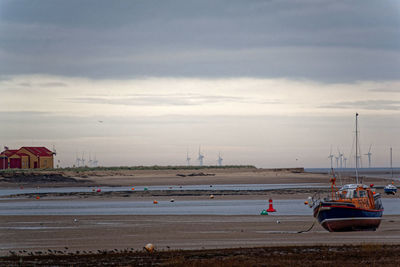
[97,188,101,192]
[267,198,276,212]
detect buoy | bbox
[73,218,78,223]
[170,199,175,202]
[96,189,101,192]
[92,188,95,192]
[209,194,214,199]
[144,243,154,253]
[260,210,268,215]
[131,187,135,191]
[144,187,148,191]
[304,201,309,205]
[36,196,40,200]
[370,184,374,188]
[267,198,276,212]
[392,181,395,185]
[276,220,280,224]
[153,200,158,204]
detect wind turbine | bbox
[76,152,81,167]
[81,152,85,167]
[335,156,339,169]
[198,146,204,166]
[343,157,347,168]
[88,152,93,167]
[186,150,191,166]
[364,144,372,168]
[337,148,343,169]
[93,154,98,167]
[217,152,223,166]
[328,147,334,169]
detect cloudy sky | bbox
[0,0,399,168]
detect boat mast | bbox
[391,147,393,178]
[355,113,359,184]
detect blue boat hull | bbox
[384,188,397,195]
[314,202,383,232]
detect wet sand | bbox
[1,168,398,265]
[2,214,400,257]
[0,167,392,189]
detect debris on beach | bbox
[144,243,154,253]
[176,172,216,177]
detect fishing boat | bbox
[384,183,397,195]
[308,113,384,232]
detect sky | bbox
[0,0,400,168]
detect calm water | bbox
[0,183,325,197]
[0,198,399,216]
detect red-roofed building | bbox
[0,146,54,169]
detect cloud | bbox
[321,100,400,111]
[0,1,399,81]
[64,94,280,106]
[369,88,400,93]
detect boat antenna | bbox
[355,113,359,184]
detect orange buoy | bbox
[153,200,158,204]
[267,198,276,212]
[304,201,309,205]
[131,187,135,191]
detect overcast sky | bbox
[0,0,399,168]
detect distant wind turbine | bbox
[198,146,204,166]
[337,148,343,169]
[217,152,223,167]
[93,154,98,167]
[364,144,372,168]
[328,146,334,169]
[186,150,191,166]
[81,152,85,167]
[76,152,81,167]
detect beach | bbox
[1,167,399,265]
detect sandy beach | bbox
[1,168,399,265]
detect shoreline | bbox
[3,244,400,266]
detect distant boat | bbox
[307,113,383,232]
[384,184,397,195]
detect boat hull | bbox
[384,188,397,195]
[314,203,383,232]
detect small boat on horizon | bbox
[307,113,384,232]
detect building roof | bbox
[21,147,53,157]
[0,149,18,156]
